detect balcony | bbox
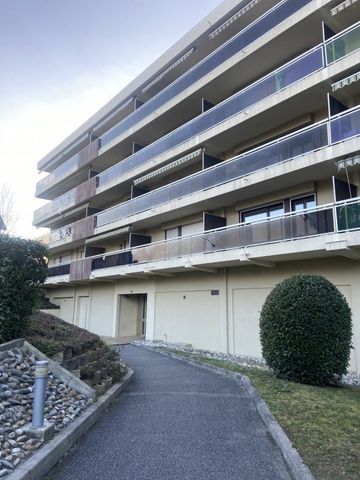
[46,104,360,248]
[99,0,312,151]
[47,198,360,281]
[36,140,100,199]
[37,0,313,208]
[325,21,360,65]
[35,21,360,225]
[47,264,71,277]
[97,45,325,190]
[35,43,325,226]
[96,22,360,192]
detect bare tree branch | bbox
[0,183,18,234]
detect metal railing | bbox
[96,106,360,228]
[35,41,323,224]
[97,42,322,189]
[325,21,360,64]
[99,0,311,149]
[47,200,360,278]
[36,20,360,221]
[47,199,360,278]
[36,140,100,196]
[46,105,360,246]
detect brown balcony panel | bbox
[78,140,100,169]
[72,216,95,241]
[75,177,97,205]
[70,258,92,281]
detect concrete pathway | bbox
[46,346,291,480]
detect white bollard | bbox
[32,360,49,429]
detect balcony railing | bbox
[47,104,360,247]
[35,44,324,225]
[104,204,335,265]
[36,20,360,222]
[97,41,322,189]
[36,140,100,197]
[34,189,76,224]
[97,21,360,191]
[47,263,71,277]
[337,200,360,231]
[96,105,360,228]
[99,0,311,149]
[38,16,360,209]
[96,122,328,227]
[325,22,360,65]
[48,199,360,279]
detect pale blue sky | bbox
[0,0,222,237]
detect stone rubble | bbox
[0,346,92,477]
[134,340,360,387]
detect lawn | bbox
[160,348,360,480]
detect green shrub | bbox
[0,235,47,342]
[25,311,101,357]
[259,274,352,385]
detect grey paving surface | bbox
[46,346,291,480]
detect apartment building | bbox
[34,0,360,373]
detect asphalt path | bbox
[46,345,291,480]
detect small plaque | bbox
[211,290,219,296]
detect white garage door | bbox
[53,297,74,324]
[155,290,221,351]
[232,288,271,358]
[77,296,90,330]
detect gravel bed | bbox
[133,340,360,387]
[0,346,92,477]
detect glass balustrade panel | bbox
[100,0,311,149]
[96,122,329,228]
[326,23,360,64]
[330,108,360,143]
[98,35,320,189]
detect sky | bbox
[0,0,222,238]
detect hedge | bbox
[0,234,47,342]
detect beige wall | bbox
[154,290,222,350]
[46,256,360,374]
[227,258,360,373]
[89,284,115,336]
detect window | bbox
[241,203,284,223]
[291,194,316,212]
[165,221,203,239]
[165,226,181,240]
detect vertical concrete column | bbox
[145,288,156,341]
[219,268,229,353]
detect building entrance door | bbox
[117,293,147,338]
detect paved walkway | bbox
[46,346,291,480]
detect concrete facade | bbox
[35,0,360,373]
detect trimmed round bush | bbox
[259,274,352,385]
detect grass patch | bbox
[160,348,360,480]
